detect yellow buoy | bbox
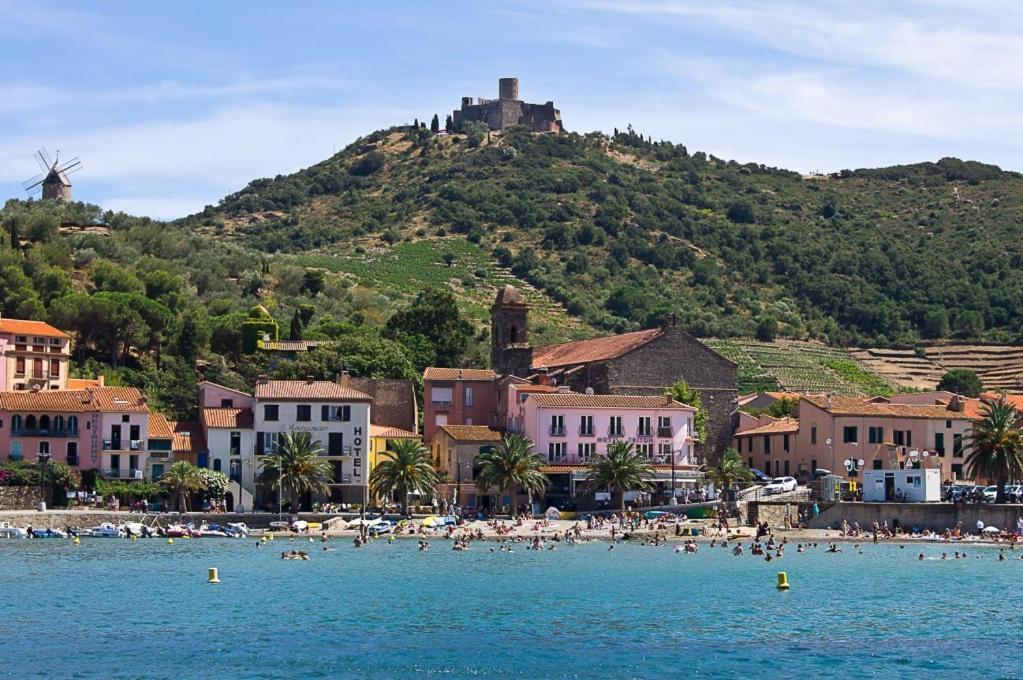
[208,567,220,584]
[776,572,791,590]
[167,538,174,545]
[131,535,137,541]
[267,532,274,540]
[73,536,81,545]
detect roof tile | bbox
[254,380,371,401]
[0,318,68,338]
[437,425,503,442]
[735,417,799,436]
[370,424,420,439]
[801,394,973,419]
[531,329,661,369]
[527,393,694,410]
[423,367,497,381]
[0,387,148,413]
[202,407,254,429]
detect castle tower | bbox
[490,284,532,377]
[499,77,519,101]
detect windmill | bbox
[22,147,82,201]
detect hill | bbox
[185,124,1023,348]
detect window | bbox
[431,386,453,406]
[906,430,912,447]
[53,416,64,434]
[122,414,130,423]
[658,443,672,461]
[33,359,44,378]
[811,458,817,472]
[435,413,448,427]
[657,416,672,437]
[9,441,21,462]
[38,441,49,455]
[608,416,623,437]
[549,414,565,436]
[945,420,952,429]
[748,457,754,468]
[49,358,60,378]
[843,426,858,444]
[934,433,945,457]
[783,434,790,453]
[873,459,883,470]
[263,405,279,421]
[257,432,280,455]
[110,454,120,475]
[894,430,904,446]
[322,405,351,422]
[221,398,234,408]
[953,433,964,457]
[579,415,594,436]
[637,417,652,437]
[229,459,241,481]
[296,404,312,422]
[67,416,78,436]
[328,433,343,456]
[810,426,817,445]
[230,431,241,456]
[578,442,596,462]
[213,458,222,472]
[14,357,25,376]
[66,442,78,467]
[636,443,653,458]
[747,436,752,452]
[764,435,771,454]
[951,463,963,479]
[464,387,474,407]
[548,442,566,462]
[868,426,883,444]
[783,460,790,476]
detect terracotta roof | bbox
[527,393,694,410]
[198,381,253,399]
[512,384,559,394]
[764,391,800,401]
[260,340,335,352]
[254,380,371,401]
[0,318,68,338]
[67,378,103,389]
[0,387,148,413]
[171,421,206,453]
[148,413,174,439]
[531,329,661,369]
[981,392,1023,411]
[370,424,420,439]
[801,394,974,419]
[423,367,497,381]
[437,425,503,442]
[735,417,799,436]
[202,407,254,429]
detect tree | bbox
[726,200,756,224]
[669,381,708,445]
[966,397,1023,503]
[175,311,209,365]
[369,438,439,515]
[290,310,303,340]
[430,114,440,133]
[938,369,983,397]
[259,432,333,511]
[385,287,476,370]
[474,434,549,515]
[197,468,230,500]
[703,447,753,491]
[923,308,949,339]
[584,440,654,512]
[766,397,798,418]
[159,461,207,511]
[302,269,325,295]
[756,315,779,341]
[445,115,454,132]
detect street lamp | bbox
[37,452,52,512]
[843,457,865,475]
[907,449,930,469]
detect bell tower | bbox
[490,284,532,377]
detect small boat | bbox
[225,522,250,537]
[0,522,28,539]
[165,524,199,538]
[196,523,229,538]
[30,528,67,538]
[87,523,126,538]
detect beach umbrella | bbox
[982,526,1000,533]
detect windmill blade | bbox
[58,158,81,173]
[38,146,53,169]
[63,162,83,176]
[34,149,50,172]
[22,175,45,191]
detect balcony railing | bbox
[578,427,595,437]
[637,429,653,438]
[607,429,624,439]
[105,468,121,478]
[431,400,453,407]
[657,427,674,438]
[130,440,143,451]
[11,428,78,438]
[549,426,566,436]
[103,440,126,451]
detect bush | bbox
[349,152,386,176]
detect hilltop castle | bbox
[453,78,563,133]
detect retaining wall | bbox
[810,502,1023,532]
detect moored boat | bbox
[29,528,67,538]
[0,522,28,539]
[87,523,126,538]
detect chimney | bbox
[538,366,549,386]
[305,375,315,384]
[948,394,966,413]
[97,375,105,387]
[337,371,351,389]
[256,375,269,385]
[665,391,673,406]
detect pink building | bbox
[422,368,498,441]
[0,316,71,391]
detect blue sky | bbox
[2,1,1021,218]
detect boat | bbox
[196,523,230,538]
[0,522,28,539]
[165,524,199,538]
[87,523,126,538]
[225,522,250,537]
[30,528,67,538]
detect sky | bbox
[2,0,1021,219]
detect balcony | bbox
[103,440,126,451]
[578,428,595,437]
[431,400,453,407]
[130,440,143,451]
[150,451,171,460]
[549,426,566,436]
[104,468,121,478]
[637,429,653,438]
[606,429,624,439]
[657,427,674,438]
[11,429,78,438]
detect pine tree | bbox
[430,114,440,133]
[413,118,419,129]
[445,115,453,132]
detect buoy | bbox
[208,567,220,584]
[267,532,274,541]
[260,536,267,543]
[776,572,790,590]
[309,537,314,543]
[167,538,174,545]
[131,535,137,541]
[73,536,81,545]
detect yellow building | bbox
[368,424,422,502]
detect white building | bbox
[862,468,941,502]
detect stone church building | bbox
[490,285,737,462]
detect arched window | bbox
[67,416,78,435]
[24,415,36,431]
[39,415,50,433]
[11,415,22,433]
[53,416,64,434]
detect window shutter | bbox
[322,405,329,421]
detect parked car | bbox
[749,468,772,484]
[982,485,999,502]
[762,476,798,495]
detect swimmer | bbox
[732,544,743,556]
[918,553,925,560]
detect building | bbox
[490,285,737,461]
[146,413,175,480]
[737,391,800,412]
[431,424,503,512]
[732,415,800,475]
[862,468,941,502]
[0,316,71,391]
[368,424,422,503]
[452,77,563,133]
[351,377,418,434]
[0,387,161,480]
[423,367,498,441]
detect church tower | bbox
[490,284,533,377]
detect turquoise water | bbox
[2,537,1023,679]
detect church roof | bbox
[494,284,526,306]
[531,329,662,369]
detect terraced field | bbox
[852,345,1023,391]
[704,339,897,396]
[291,237,594,346]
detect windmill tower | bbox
[22,147,82,201]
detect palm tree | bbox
[585,440,654,512]
[966,396,1023,503]
[704,447,754,491]
[259,432,333,511]
[159,461,207,511]
[369,438,439,516]
[475,434,549,515]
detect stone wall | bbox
[0,486,43,511]
[810,502,1023,532]
[747,501,804,527]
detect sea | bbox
[2,536,1021,679]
